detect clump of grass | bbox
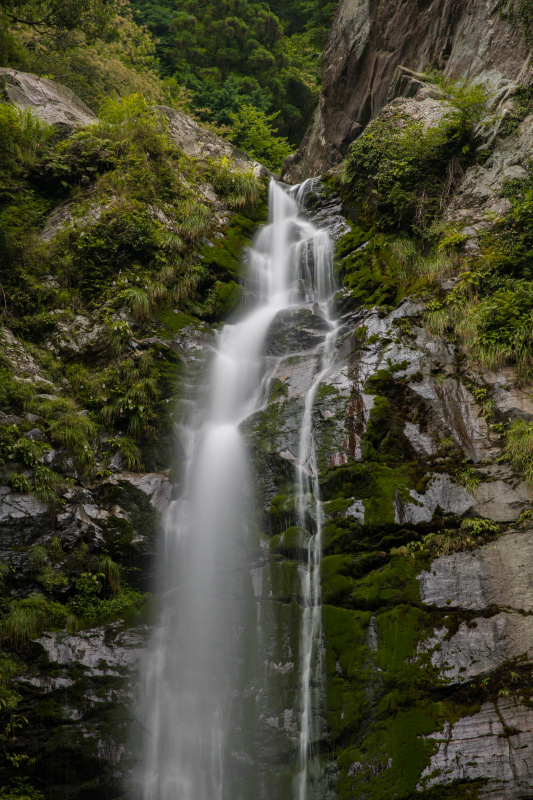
[114,437,143,471]
[102,351,159,437]
[175,196,212,242]
[106,319,133,358]
[391,239,457,284]
[207,156,262,211]
[32,465,67,509]
[118,287,150,322]
[2,595,51,649]
[455,465,481,494]
[29,545,48,573]
[25,396,97,474]
[99,555,122,595]
[506,419,533,485]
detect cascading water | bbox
[138,179,337,800]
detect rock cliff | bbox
[241,181,533,797]
[283,0,532,182]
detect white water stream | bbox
[139,180,337,800]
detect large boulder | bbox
[0,67,96,128]
[155,106,276,178]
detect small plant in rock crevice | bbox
[505,419,533,485]
[454,465,481,494]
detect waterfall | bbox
[138,180,336,800]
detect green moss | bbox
[200,214,257,281]
[269,526,309,559]
[323,497,353,516]
[413,782,483,799]
[321,555,355,604]
[267,378,288,403]
[157,308,203,334]
[336,702,447,800]
[361,396,414,465]
[352,557,421,609]
[269,560,301,602]
[213,280,243,317]
[322,604,371,743]
[341,107,472,232]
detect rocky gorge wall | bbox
[245,193,533,795]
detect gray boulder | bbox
[0,67,96,128]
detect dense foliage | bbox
[129,0,330,143]
[0,93,265,480]
[0,0,339,164]
[341,77,491,234]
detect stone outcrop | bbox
[419,700,533,797]
[156,106,277,178]
[0,67,96,128]
[284,0,531,182]
[444,109,533,250]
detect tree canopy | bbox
[129,0,336,144]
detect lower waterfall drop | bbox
[139,179,336,800]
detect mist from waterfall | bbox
[138,180,337,800]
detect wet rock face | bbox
[420,701,533,797]
[419,530,533,613]
[264,306,332,356]
[444,111,533,250]
[244,272,533,797]
[284,0,530,181]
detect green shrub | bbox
[228,103,293,172]
[0,778,45,800]
[118,287,150,321]
[0,104,52,178]
[341,98,477,232]
[26,395,97,473]
[425,72,492,126]
[32,465,66,509]
[103,436,143,471]
[68,574,147,619]
[101,350,159,437]
[395,517,498,560]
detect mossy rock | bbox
[341,105,471,232]
[269,526,309,559]
[352,556,421,610]
[322,604,372,743]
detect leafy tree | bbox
[229,103,293,171]
[129,0,330,144]
[0,0,117,52]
